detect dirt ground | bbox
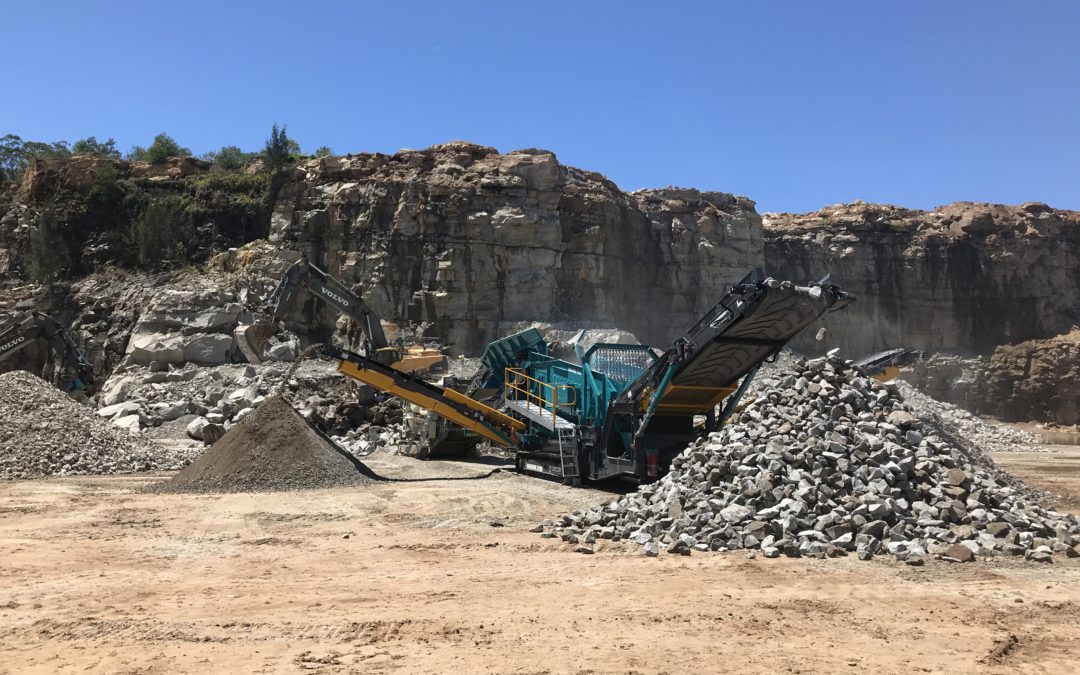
[2,450,1080,674]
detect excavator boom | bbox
[0,312,92,391]
[236,259,445,373]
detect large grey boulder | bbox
[112,414,142,433]
[96,401,142,420]
[98,374,138,407]
[182,334,235,365]
[154,400,190,422]
[127,331,185,366]
[186,416,210,441]
[266,341,298,362]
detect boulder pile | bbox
[540,354,1080,563]
[95,356,410,453]
[0,371,197,479]
[96,362,289,438]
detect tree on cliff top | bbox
[72,136,120,158]
[1,135,73,182]
[211,145,253,171]
[264,124,297,173]
[128,133,191,165]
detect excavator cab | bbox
[373,346,402,367]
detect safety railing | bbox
[504,368,576,427]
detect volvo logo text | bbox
[320,287,350,307]
[0,335,27,352]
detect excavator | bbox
[234,259,446,373]
[241,262,851,484]
[0,311,93,392]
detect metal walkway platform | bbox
[504,399,575,431]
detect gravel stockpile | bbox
[151,396,380,493]
[0,371,195,479]
[894,380,1042,455]
[541,355,1080,563]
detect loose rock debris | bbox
[0,370,197,479]
[540,354,1080,563]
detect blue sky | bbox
[3,1,1078,213]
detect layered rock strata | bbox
[763,201,1080,357]
[267,142,763,352]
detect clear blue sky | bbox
[4,1,1078,213]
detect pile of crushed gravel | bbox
[540,354,1079,563]
[0,371,195,479]
[150,396,380,493]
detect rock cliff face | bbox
[764,201,1080,357]
[267,142,763,352]
[4,145,1079,424]
[908,331,1080,426]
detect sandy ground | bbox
[2,450,1080,674]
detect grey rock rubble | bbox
[893,380,1043,455]
[539,354,1080,562]
[0,371,197,479]
[96,362,287,436]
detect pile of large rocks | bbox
[0,371,197,478]
[94,343,413,459]
[540,354,1080,563]
[95,362,289,440]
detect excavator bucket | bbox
[234,321,275,364]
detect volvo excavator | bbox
[0,311,93,392]
[241,262,851,484]
[234,259,446,373]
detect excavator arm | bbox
[236,259,445,373]
[0,312,92,391]
[263,260,389,350]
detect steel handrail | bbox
[505,368,575,425]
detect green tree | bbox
[263,124,294,173]
[1,135,74,182]
[143,133,191,165]
[313,145,332,158]
[214,145,251,171]
[0,134,23,182]
[29,206,71,282]
[72,136,120,158]
[126,145,147,161]
[89,160,122,206]
[22,140,71,161]
[132,195,195,269]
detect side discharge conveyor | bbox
[330,347,525,448]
